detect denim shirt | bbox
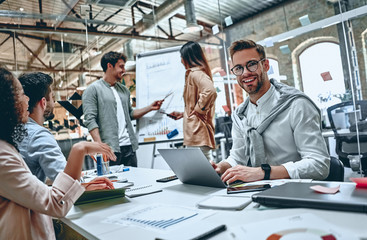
[82,79,138,153]
[19,117,66,182]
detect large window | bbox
[299,42,345,109]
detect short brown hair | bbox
[229,39,266,60]
[100,51,127,72]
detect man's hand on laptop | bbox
[210,161,231,175]
[221,165,263,184]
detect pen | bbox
[191,224,227,240]
[122,167,130,172]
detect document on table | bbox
[103,204,214,233]
[230,213,358,240]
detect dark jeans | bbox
[112,145,137,167]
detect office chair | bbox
[324,156,344,181]
[327,100,367,176]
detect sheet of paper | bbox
[230,213,358,240]
[103,204,213,233]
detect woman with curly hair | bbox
[0,68,116,239]
[169,41,217,160]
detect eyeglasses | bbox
[230,59,266,76]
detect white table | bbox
[61,168,367,239]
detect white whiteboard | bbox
[136,46,186,142]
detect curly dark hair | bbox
[0,68,27,149]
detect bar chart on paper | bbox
[103,204,202,231]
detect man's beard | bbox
[44,106,55,121]
[243,71,265,95]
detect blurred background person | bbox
[169,41,217,160]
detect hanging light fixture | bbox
[182,0,203,33]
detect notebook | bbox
[252,182,367,213]
[158,148,227,188]
[125,185,162,198]
[75,188,125,205]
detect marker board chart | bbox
[136,46,186,142]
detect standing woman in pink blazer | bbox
[169,41,217,160]
[0,68,116,239]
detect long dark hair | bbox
[0,68,27,149]
[180,41,212,79]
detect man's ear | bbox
[263,59,270,72]
[107,62,113,69]
[40,97,47,110]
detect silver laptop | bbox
[158,148,227,188]
[252,182,367,213]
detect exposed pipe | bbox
[183,0,203,33]
[0,23,187,43]
[133,0,185,33]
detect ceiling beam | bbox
[0,35,11,48]
[133,0,185,33]
[15,35,50,69]
[0,60,103,73]
[174,13,214,30]
[0,23,188,43]
[61,0,85,25]
[0,30,86,48]
[27,42,47,68]
[56,0,81,28]
[96,9,123,29]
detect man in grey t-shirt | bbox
[19,72,66,182]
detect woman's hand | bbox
[64,142,116,180]
[82,177,115,191]
[168,111,184,120]
[82,142,116,162]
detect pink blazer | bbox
[0,140,84,239]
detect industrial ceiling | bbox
[0,0,289,97]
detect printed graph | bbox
[104,205,201,231]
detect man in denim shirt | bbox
[82,52,163,167]
[18,72,66,182]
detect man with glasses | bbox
[211,39,330,183]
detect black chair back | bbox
[324,157,344,182]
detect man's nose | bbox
[241,67,251,76]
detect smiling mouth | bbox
[243,77,256,84]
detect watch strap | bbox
[261,164,271,180]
